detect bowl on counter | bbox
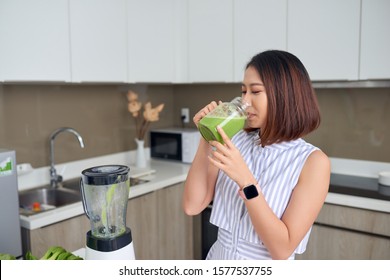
[378,171,390,196]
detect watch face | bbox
[243,184,259,200]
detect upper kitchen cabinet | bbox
[69,0,127,83]
[233,0,287,82]
[187,0,234,83]
[0,0,71,82]
[127,0,177,83]
[287,0,360,81]
[360,0,390,80]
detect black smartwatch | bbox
[243,184,259,200]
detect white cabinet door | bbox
[233,0,287,82]
[360,0,390,80]
[127,0,176,83]
[287,0,360,81]
[0,0,70,82]
[188,0,233,82]
[69,0,127,83]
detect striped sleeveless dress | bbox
[207,130,319,260]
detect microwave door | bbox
[151,132,182,161]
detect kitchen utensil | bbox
[378,171,390,196]
[198,97,248,143]
[80,165,135,260]
[378,171,390,186]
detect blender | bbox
[80,165,135,260]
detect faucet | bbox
[49,127,85,188]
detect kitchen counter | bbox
[18,151,390,230]
[19,156,190,230]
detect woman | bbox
[182,50,330,260]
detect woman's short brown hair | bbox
[245,50,321,146]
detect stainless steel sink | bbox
[60,178,81,193]
[129,177,150,186]
[19,187,81,216]
[19,176,149,216]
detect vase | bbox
[135,138,147,168]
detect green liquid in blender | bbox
[198,116,246,143]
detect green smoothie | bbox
[198,115,246,143]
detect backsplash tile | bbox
[0,84,174,167]
[1,84,389,168]
[173,85,390,163]
[306,88,390,162]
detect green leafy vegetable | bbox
[0,253,16,260]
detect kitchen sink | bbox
[19,186,81,216]
[19,176,149,216]
[60,177,81,192]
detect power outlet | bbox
[181,108,190,123]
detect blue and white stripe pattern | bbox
[207,130,319,260]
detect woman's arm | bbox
[182,138,219,215]
[245,150,330,259]
[182,101,221,216]
[209,126,330,259]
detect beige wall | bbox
[174,85,390,163]
[0,84,175,167]
[1,84,389,168]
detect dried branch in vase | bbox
[127,90,164,140]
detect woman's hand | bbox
[208,126,256,189]
[193,101,221,128]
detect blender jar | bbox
[198,97,248,143]
[80,165,130,239]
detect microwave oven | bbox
[150,128,201,163]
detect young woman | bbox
[183,50,330,260]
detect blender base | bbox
[85,242,135,260]
[85,227,136,260]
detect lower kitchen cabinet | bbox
[296,203,390,260]
[21,214,90,258]
[21,182,198,259]
[127,182,198,260]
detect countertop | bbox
[18,151,390,230]
[19,157,190,230]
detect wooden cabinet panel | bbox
[22,182,195,260]
[126,190,159,259]
[127,183,195,259]
[296,203,390,260]
[126,183,195,260]
[22,214,90,258]
[156,182,194,259]
[316,203,390,237]
[297,224,390,260]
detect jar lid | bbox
[81,165,130,185]
[230,97,249,113]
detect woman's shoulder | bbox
[301,149,331,185]
[306,149,330,170]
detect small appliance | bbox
[80,165,135,260]
[150,127,200,163]
[0,149,22,258]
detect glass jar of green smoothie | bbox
[198,97,248,143]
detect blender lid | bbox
[81,165,130,185]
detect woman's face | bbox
[241,66,268,129]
